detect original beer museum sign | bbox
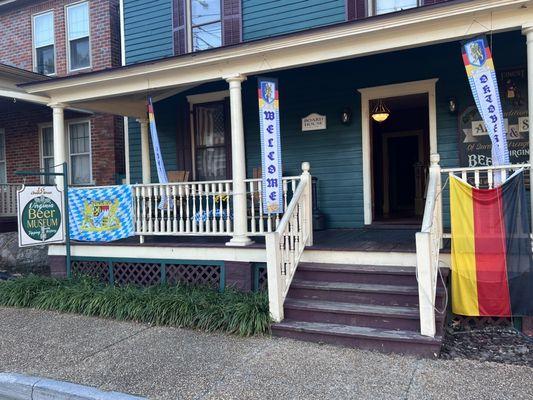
[459,68,529,167]
[17,186,64,247]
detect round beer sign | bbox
[21,195,61,241]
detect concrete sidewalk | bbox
[0,307,531,400]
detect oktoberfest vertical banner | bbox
[462,36,509,169]
[258,77,283,214]
[147,97,169,184]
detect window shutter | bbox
[172,0,187,55]
[346,0,367,20]
[176,99,193,173]
[222,0,242,46]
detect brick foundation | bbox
[48,255,67,278]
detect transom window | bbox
[0,129,6,184]
[69,121,91,185]
[194,102,228,180]
[40,126,55,185]
[32,12,55,75]
[190,0,222,51]
[375,0,418,15]
[66,2,91,71]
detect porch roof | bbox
[0,63,50,105]
[18,0,532,117]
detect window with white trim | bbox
[375,0,418,15]
[40,126,55,185]
[0,129,6,184]
[190,0,222,51]
[68,121,91,185]
[32,11,55,75]
[66,2,90,71]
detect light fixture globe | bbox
[371,99,390,123]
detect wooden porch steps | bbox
[272,263,449,357]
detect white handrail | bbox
[266,162,313,322]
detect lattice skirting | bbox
[253,264,268,292]
[71,258,224,290]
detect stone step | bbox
[283,298,445,334]
[272,320,442,357]
[288,279,447,307]
[295,263,449,287]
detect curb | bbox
[0,373,147,400]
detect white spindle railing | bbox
[266,162,313,322]
[417,159,531,337]
[133,175,303,240]
[0,184,20,217]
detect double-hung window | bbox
[375,0,418,15]
[32,12,55,75]
[0,129,6,184]
[66,2,90,71]
[69,121,91,185]
[41,126,55,185]
[190,0,222,51]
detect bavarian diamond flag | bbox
[68,185,134,242]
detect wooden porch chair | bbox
[167,170,190,182]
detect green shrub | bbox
[0,275,271,336]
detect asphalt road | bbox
[0,307,531,400]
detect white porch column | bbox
[50,103,66,190]
[137,118,151,184]
[225,74,253,246]
[523,24,533,232]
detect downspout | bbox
[119,0,130,184]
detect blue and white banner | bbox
[258,77,283,214]
[148,97,169,184]
[68,185,134,242]
[462,36,509,168]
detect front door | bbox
[371,93,430,225]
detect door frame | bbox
[358,78,438,225]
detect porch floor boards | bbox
[74,228,451,253]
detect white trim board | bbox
[358,78,438,225]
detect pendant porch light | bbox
[371,99,390,123]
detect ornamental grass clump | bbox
[0,275,271,336]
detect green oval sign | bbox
[21,195,62,241]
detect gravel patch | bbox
[441,324,533,367]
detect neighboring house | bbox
[13,0,533,352]
[0,0,124,224]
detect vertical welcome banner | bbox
[147,97,169,184]
[462,36,509,170]
[258,77,283,214]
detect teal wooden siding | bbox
[128,31,526,229]
[124,0,174,64]
[242,0,346,41]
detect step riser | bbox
[288,288,421,307]
[295,270,419,286]
[272,328,441,357]
[284,308,444,335]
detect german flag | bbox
[451,171,533,316]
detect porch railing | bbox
[265,162,313,322]
[416,156,531,337]
[133,172,302,239]
[0,184,20,217]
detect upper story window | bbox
[375,0,418,15]
[66,2,91,71]
[190,0,222,51]
[32,12,55,75]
